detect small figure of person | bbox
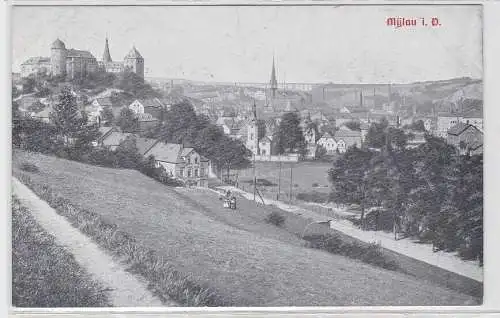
[230,196,236,209]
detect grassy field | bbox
[235,161,333,202]
[11,195,111,307]
[12,150,479,306]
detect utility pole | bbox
[289,164,293,204]
[253,153,256,202]
[277,161,282,200]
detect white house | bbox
[258,135,273,156]
[317,132,337,154]
[144,142,210,187]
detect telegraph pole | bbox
[277,161,282,200]
[253,153,256,202]
[289,164,293,204]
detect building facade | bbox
[20,37,144,80]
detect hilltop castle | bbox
[20,37,144,80]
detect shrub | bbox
[312,183,319,188]
[20,162,39,173]
[303,233,399,271]
[296,191,329,203]
[265,211,286,227]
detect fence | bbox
[253,154,299,162]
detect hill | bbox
[12,150,478,306]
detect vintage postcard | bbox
[9,2,484,310]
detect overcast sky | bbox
[12,5,482,84]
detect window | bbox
[188,169,192,177]
[195,169,199,177]
[250,133,254,140]
[187,157,191,164]
[195,157,199,164]
[200,168,205,177]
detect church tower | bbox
[247,100,259,156]
[103,37,112,63]
[270,57,278,99]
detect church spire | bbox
[252,99,257,120]
[270,56,278,99]
[103,36,112,63]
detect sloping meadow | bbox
[12,150,479,306]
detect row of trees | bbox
[328,119,483,263]
[145,101,251,176]
[13,87,180,186]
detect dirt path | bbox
[12,177,171,307]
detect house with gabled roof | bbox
[317,132,337,154]
[92,97,113,108]
[129,98,167,122]
[447,122,483,155]
[144,142,210,187]
[134,137,160,156]
[100,131,133,151]
[335,126,362,153]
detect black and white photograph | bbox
[10,4,483,308]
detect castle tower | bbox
[103,37,112,63]
[247,100,259,155]
[124,46,144,79]
[50,38,67,77]
[270,57,278,99]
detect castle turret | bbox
[124,46,144,79]
[103,37,112,63]
[51,38,67,77]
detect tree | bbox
[102,107,115,126]
[365,117,389,149]
[114,71,159,99]
[50,87,99,149]
[276,112,306,155]
[328,146,374,228]
[113,136,143,169]
[410,120,426,132]
[12,101,19,119]
[12,85,20,99]
[21,77,36,94]
[319,121,337,136]
[344,120,361,131]
[315,145,328,160]
[116,108,138,133]
[149,100,251,179]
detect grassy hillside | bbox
[11,195,111,307]
[12,150,478,306]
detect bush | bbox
[303,233,399,271]
[312,183,319,188]
[296,191,329,203]
[265,211,286,227]
[20,162,40,173]
[244,178,276,187]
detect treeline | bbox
[12,87,181,187]
[18,70,159,100]
[328,118,483,264]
